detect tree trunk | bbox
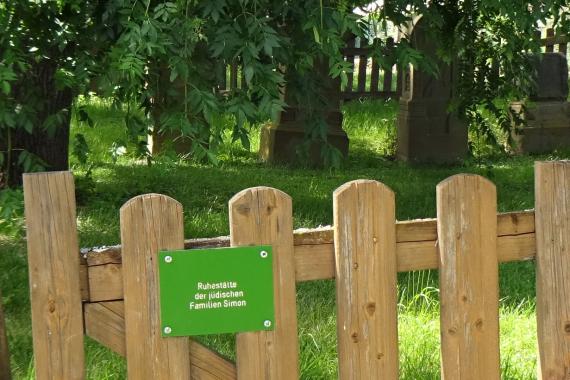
[5,60,73,187]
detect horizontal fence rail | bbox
[23,161,570,379]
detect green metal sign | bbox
[158,246,275,337]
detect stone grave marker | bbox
[510,52,570,153]
[397,17,468,163]
[259,59,349,165]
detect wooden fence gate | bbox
[22,160,570,379]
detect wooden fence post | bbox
[23,172,85,380]
[535,161,570,380]
[0,287,11,380]
[436,174,500,380]
[229,187,298,380]
[333,180,399,379]
[120,194,191,379]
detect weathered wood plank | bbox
[83,301,237,379]
[0,287,11,380]
[79,264,89,301]
[535,161,570,380]
[88,264,122,302]
[190,340,237,380]
[84,231,536,301]
[82,210,535,267]
[437,174,500,380]
[229,187,299,380]
[23,172,85,380]
[84,302,126,356]
[120,194,191,379]
[334,180,398,379]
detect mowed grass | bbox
[2,97,570,379]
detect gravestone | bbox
[397,18,468,163]
[510,52,570,153]
[259,59,349,165]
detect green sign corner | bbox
[158,245,275,337]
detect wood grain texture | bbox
[82,231,536,302]
[437,174,500,380]
[84,302,127,356]
[23,172,85,380]
[0,287,11,380]
[535,161,570,380]
[83,301,237,379]
[229,187,299,380]
[87,264,123,302]
[79,264,89,301]
[334,180,398,379]
[120,194,191,380]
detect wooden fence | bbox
[340,36,400,101]
[218,37,400,102]
[21,161,570,379]
[540,27,569,56]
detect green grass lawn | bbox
[2,97,570,379]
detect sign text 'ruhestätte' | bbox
[158,246,275,337]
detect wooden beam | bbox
[81,211,537,302]
[82,211,535,265]
[84,301,237,380]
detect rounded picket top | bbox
[229,186,292,224]
[120,193,183,219]
[229,186,292,205]
[333,179,395,202]
[436,173,496,195]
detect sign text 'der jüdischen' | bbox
[158,246,275,336]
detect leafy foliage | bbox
[1,0,570,186]
[373,0,570,149]
[0,188,24,237]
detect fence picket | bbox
[534,161,570,380]
[334,180,399,379]
[437,174,500,380]
[546,29,555,52]
[23,172,85,380]
[120,194,191,379]
[229,187,298,380]
[0,287,11,380]
[345,37,355,93]
[370,58,380,93]
[357,51,368,93]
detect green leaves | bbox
[0,188,25,237]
